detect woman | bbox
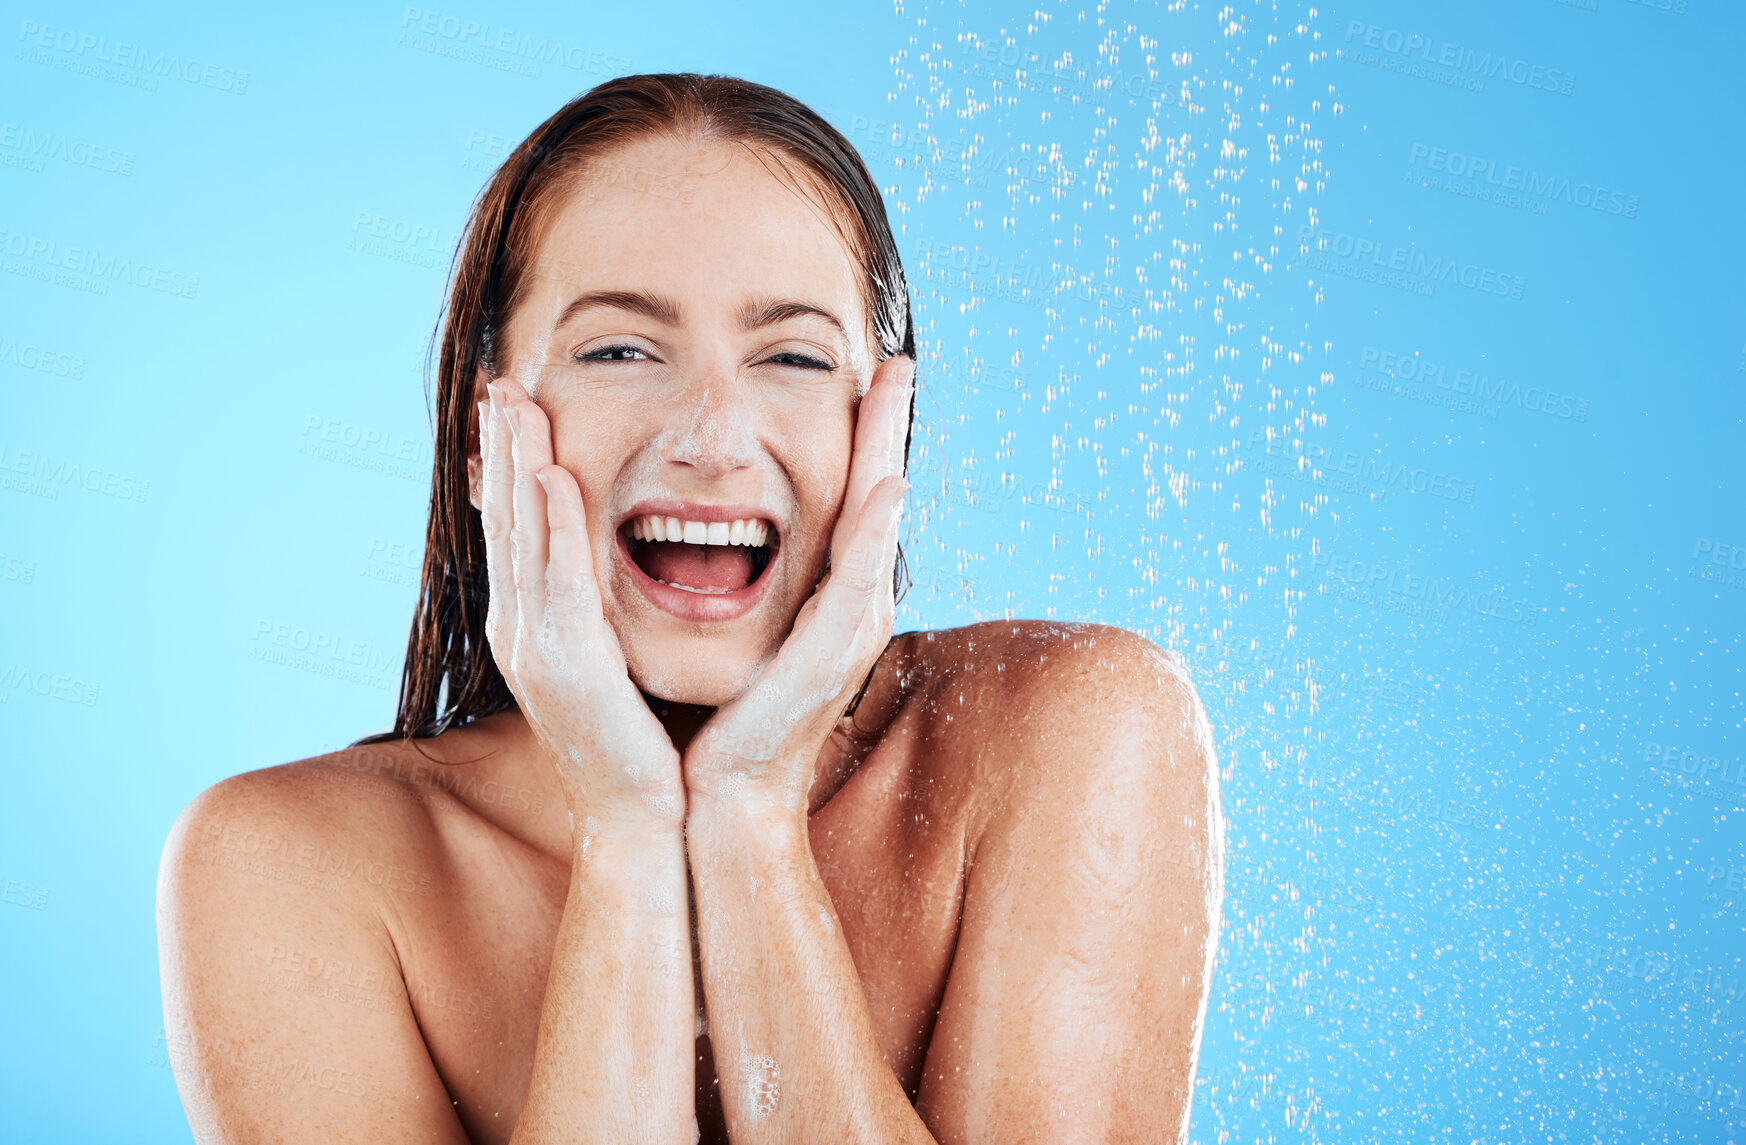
[156,73,1224,1144]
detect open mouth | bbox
[619,513,779,597]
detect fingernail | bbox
[487,382,503,413]
[534,470,551,495]
[505,404,522,441]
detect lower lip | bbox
[616,532,775,624]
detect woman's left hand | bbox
[682,353,915,817]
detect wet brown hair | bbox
[360,73,916,745]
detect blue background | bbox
[2,0,1742,1141]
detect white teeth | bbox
[659,581,735,595]
[630,514,773,547]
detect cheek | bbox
[778,408,855,524]
[545,403,631,528]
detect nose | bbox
[657,371,757,479]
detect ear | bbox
[466,365,492,511]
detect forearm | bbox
[511,819,695,1144]
[686,798,935,1145]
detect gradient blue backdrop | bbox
[2,1,1742,1142]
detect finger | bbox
[535,463,608,642]
[795,474,908,698]
[537,463,679,804]
[836,473,907,603]
[479,385,520,661]
[831,355,915,564]
[505,389,555,612]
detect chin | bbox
[624,641,768,708]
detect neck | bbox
[643,693,715,755]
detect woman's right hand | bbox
[479,377,686,834]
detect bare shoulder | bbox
[904,618,1204,700]
[155,742,472,1142]
[909,621,1224,1140]
[159,739,450,910]
[901,620,1218,803]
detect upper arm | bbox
[916,626,1224,1145]
[156,771,471,1145]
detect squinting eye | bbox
[576,344,648,363]
[768,352,836,371]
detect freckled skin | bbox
[155,134,1224,1145]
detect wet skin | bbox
[156,135,1224,1144]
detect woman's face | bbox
[472,134,876,706]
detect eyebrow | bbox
[555,289,682,328]
[553,289,845,338]
[736,296,846,338]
